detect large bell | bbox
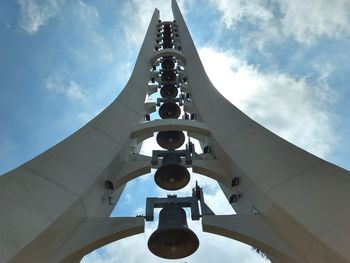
[161,70,176,82]
[159,101,181,119]
[148,204,199,259]
[157,130,185,150]
[154,154,190,190]
[160,84,178,98]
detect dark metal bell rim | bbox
[154,185,189,191]
[154,181,190,191]
[148,227,199,259]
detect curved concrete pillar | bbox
[0,8,160,263]
[172,0,350,262]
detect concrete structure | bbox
[1,1,350,262]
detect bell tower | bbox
[1,1,350,263]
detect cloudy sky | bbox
[1,0,350,262]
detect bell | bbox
[157,130,185,150]
[160,84,178,98]
[154,154,190,190]
[148,204,199,259]
[159,101,181,119]
[161,70,176,82]
[154,163,190,190]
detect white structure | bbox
[1,1,350,262]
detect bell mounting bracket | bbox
[145,182,214,222]
[151,149,192,166]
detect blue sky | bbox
[1,0,350,262]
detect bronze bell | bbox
[161,70,176,82]
[159,101,181,119]
[157,130,185,150]
[154,154,190,190]
[160,84,178,98]
[148,204,199,259]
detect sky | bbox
[0,0,350,262]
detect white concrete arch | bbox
[112,157,232,191]
[130,119,210,143]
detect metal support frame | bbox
[145,182,214,222]
[156,96,183,106]
[145,195,200,221]
[151,149,192,166]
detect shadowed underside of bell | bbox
[148,205,199,259]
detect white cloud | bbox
[17,0,63,34]
[45,73,86,102]
[278,0,350,43]
[211,0,273,29]
[209,0,350,44]
[198,46,337,158]
[121,0,172,47]
[74,0,99,20]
